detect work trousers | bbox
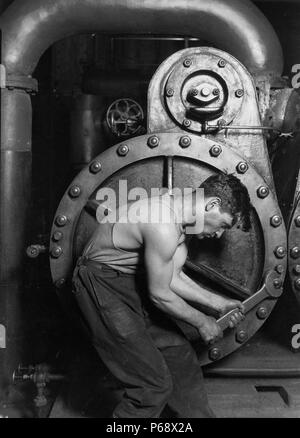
[72,256,215,418]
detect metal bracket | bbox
[5,73,38,94]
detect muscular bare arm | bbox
[143,224,222,344]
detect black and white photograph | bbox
[0,0,300,423]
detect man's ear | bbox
[205,197,221,212]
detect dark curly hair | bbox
[200,173,252,232]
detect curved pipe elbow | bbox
[0,0,283,78]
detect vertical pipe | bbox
[0,88,32,395]
[167,156,173,194]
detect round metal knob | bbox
[293,265,300,275]
[218,59,226,68]
[179,136,191,148]
[273,278,282,289]
[209,347,221,361]
[52,231,63,242]
[274,246,286,259]
[275,264,284,274]
[51,246,63,259]
[182,118,191,128]
[68,185,81,198]
[236,162,248,174]
[89,161,102,174]
[270,215,282,227]
[257,186,269,199]
[290,246,300,259]
[236,330,248,344]
[55,215,68,227]
[117,144,129,156]
[210,145,222,157]
[235,89,244,98]
[256,307,268,320]
[147,136,159,148]
[166,87,174,97]
[183,58,192,68]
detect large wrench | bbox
[217,270,283,331]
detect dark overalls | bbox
[72,255,215,418]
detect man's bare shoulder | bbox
[141,222,179,258]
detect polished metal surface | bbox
[0,0,283,77]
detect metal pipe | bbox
[0,0,283,78]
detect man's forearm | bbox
[150,287,207,329]
[170,270,222,312]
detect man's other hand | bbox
[197,315,223,345]
[216,297,245,328]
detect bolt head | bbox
[209,347,221,361]
[257,186,269,199]
[213,88,220,96]
[236,330,248,344]
[147,135,159,148]
[55,215,68,227]
[274,246,286,259]
[291,246,300,259]
[210,145,222,157]
[275,264,284,274]
[235,89,244,98]
[273,278,282,289]
[182,118,191,128]
[117,144,129,156]
[179,136,191,148]
[236,162,248,174]
[218,59,226,68]
[69,185,81,198]
[295,278,300,291]
[166,87,174,97]
[26,246,39,258]
[293,265,300,275]
[51,246,63,259]
[217,119,226,128]
[52,231,63,242]
[270,215,282,227]
[294,216,300,227]
[257,307,268,320]
[89,161,102,174]
[183,58,192,68]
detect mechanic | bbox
[72,173,251,418]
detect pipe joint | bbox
[6,73,38,94]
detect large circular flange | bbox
[288,197,300,305]
[50,133,287,365]
[164,49,244,132]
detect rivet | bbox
[89,161,102,174]
[275,264,284,274]
[182,118,191,128]
[209,347,221,361]
[117,144,129,156]
[236,330,248,344]
[294,216,300,227]
[52,231,63,242]
[235,89,244,98]
[69,185,81,198]
[257,186,269,199]
[51,246,63,259]
[210,145,222,157]
[183,58,192,68]
[257,307,268,320]
[236,162,248,174]
[295,278,300,291]
[55,215,68,227]
[273,278,282,289]
[274,246,286,259]
[293,265,300,275]
[290,246,300,259]
[179,136,191,148]
[213,88,220,96]
[147,135,159,148]
[26,246,39,258]
[166,87,174,97]
[55,278,66,289]
[218,59,226,68]
[270,215,282,227]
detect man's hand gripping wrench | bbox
[217,271,283,331]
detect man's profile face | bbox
[196,198,234,240]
